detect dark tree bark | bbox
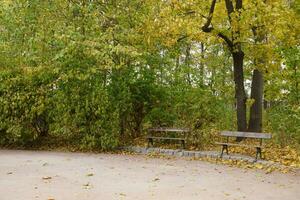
[202,0,247,132]
[119,112,126,136]
[199,42,205,86]
[33,113,49,137]
[232,52,247,131]
[185,43,192,85]
[133,102,144,138]
[248,69,263,132]
[247,15,267,132]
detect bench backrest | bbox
[221,131,272,139]
[148,127,190,133]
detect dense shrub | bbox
[0,65,119,150]
[0,67,53,145]
[266,103,300,147]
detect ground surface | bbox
[0,150,299,200]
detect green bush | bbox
[0,67,53,145]
[266,103,300,147]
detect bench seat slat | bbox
[148,128,190,132]
[215,142,263,148]
[221,131,272,139]
[146,136,185,140]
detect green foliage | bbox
[267,104,300,146]
[0,67,53,145]
[0,0,299,150]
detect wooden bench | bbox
[146,127,190,149]
[216,131,272,160]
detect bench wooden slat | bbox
[221,131,272,139]
[146,136,185,141]
[217,130,271,160]
[148,128,190,132]
[146,127,189,149]
[215,142,263,148]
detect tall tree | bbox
[201,0,247,131]
[143,0,298,132]
[200,0,298,132]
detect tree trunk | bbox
[201,0,247,133]
[232,51,247,132]
[248,69,263,132]
[133,102,144,138]
[119,112,126,136]
[248,19,266,132]
[199,42,205,86]
[185,44,192,85]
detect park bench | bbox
[216,131,272,160]
[146,127,190,149]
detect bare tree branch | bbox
[201,0,233,51]
[236,0,243,10]
[217,32,233,50]
[225,0,234,20]
[202,0,217,32]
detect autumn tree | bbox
[0,0,299,148]
[144,0,299,132]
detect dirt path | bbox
[0,150,299,200]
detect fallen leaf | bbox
[82,182,93,189]
[265,167,274,174]
[254,163,263,169]
[152,178,160,182]
[42,176,52,180]
[87,173,94,177]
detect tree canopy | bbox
[0,0,299,151]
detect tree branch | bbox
[225,0,234,20]
[201,0,233,51]
[236,0,243,10]
[177,35,188,42]
[217,32,233,50]
[201,0,217,32]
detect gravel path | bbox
[0,150,299,200]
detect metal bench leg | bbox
[181,140,185,149]
[255,147,262,161]
[225,145,229,155]
[147,138,153,148]
[220,145,227,158]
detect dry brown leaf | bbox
[42,176,52,180]
[152,178,160,182]
[86,173,94,177]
